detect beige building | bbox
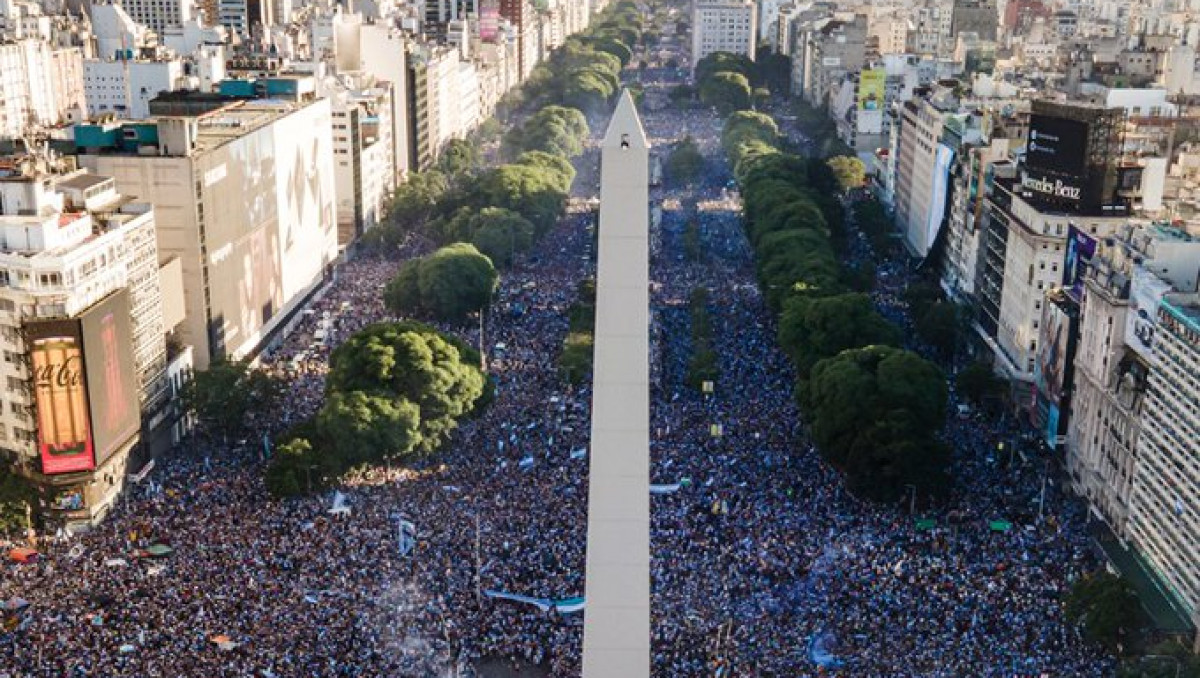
[76,98,339,370]
[1127,292,1200,633]
[691,0,757,70]
[0,158,170,529]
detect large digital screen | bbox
[79,289,140,466]
[1026,113,1088,176]
[1034,298,1076,448]
[27,318,94,475]
[1063,226,1098,300]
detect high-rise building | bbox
[74,97,338,369]
[84,55,187,120]
[1126,292,1200,632]
[116,0,195,35]
[0,39,87,138]
[975,100,1132,393]
[690,0,757,70]
[0,158,170,530]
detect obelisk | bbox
[582,89,651,678]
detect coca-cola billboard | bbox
[27,319,94,475]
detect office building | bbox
[75,97,338,370]
[691,0,757,71]
[0,157,171,529]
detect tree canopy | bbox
[181,359,283,437]
[665,136,705,186]
[384,243,498,322]
[1064,571,1144,653]
[801,346,949,503]
[827,155,866,192]
[779,293,902,375]
[699,71,752,116]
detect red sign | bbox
[31,332,95,474]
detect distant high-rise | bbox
[117,0,195,34]
[690,0,757,70]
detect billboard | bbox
[857,69,885,111]
[27,318,94,475]
[79,290,140,466]
[480,0,499,41]
[1062,225,1098,300]
[1025,113,1089,176]
[1125,266,1171,363]
[195,100,336,360]
[1034,294,1078,448]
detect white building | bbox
[0,158,168,529]
[84,57,187,119]
[1126,292,1200,633]
[1067,225,1200,539]
[323,76,397,247]
[0,39,87,138]
[690,0,757,70]
[76,98,338,369]
[116,0,195,35]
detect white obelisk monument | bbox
[582,89,651,678]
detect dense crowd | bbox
[0,59,1116,678]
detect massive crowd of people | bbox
[0,48,1116,678]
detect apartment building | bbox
[691,0,757,71]
[0,158,170,529]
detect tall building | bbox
[893,84,959,258]
[84,55,187,120]
[1126,293,1200,632]
[326,79,397,247]
[801,14,867,108]
[1066,224,1200,537]
[0,157,170,530]
[116,0,195,35]
[975,100,1132,392]
[690,0,757,70]
[0,39,87,138]
[74,97,338,369]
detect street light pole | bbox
[905,484,917,515]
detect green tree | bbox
[181,359,283,437]
[326,321,487,454]
[388,170,450,230]
[559,332,594,385]
[515,150,577,193]
[383,260,422,314]
[396,243,498,322]
[754,46,791,96]
[507,105,590,158]
[437,139,480,177]
[778,293,901,375]
[475,163,569,234]
[916,300,960,359]
[802,346,948,502]
[469,208,536,267]
[826,155,866,192]
[0,468,32,536]
[665,136,705,186]
[694,51,754,85]
[317,391,423,465]
[590,36,633,66]
[699,71,752,116]
[956,361,1005,406]
[1065,571,1144,653]
[668,84,697,107]
[722,111,779,157]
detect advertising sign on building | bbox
[27,319,95,475]
[480,0,499,41]
[857,69,885,111]
[1062,225,1098,300]
[1125,266,1171,363]
[1025,113,1088,176]
[79,290,140,466]
[1033,293,1078,449]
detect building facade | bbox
[691,0,757,71]
[0,159,168,530]
[75,99,338,370]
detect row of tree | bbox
[266,322,489,496]
[720,91,951,503]
[687,288,720,391]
